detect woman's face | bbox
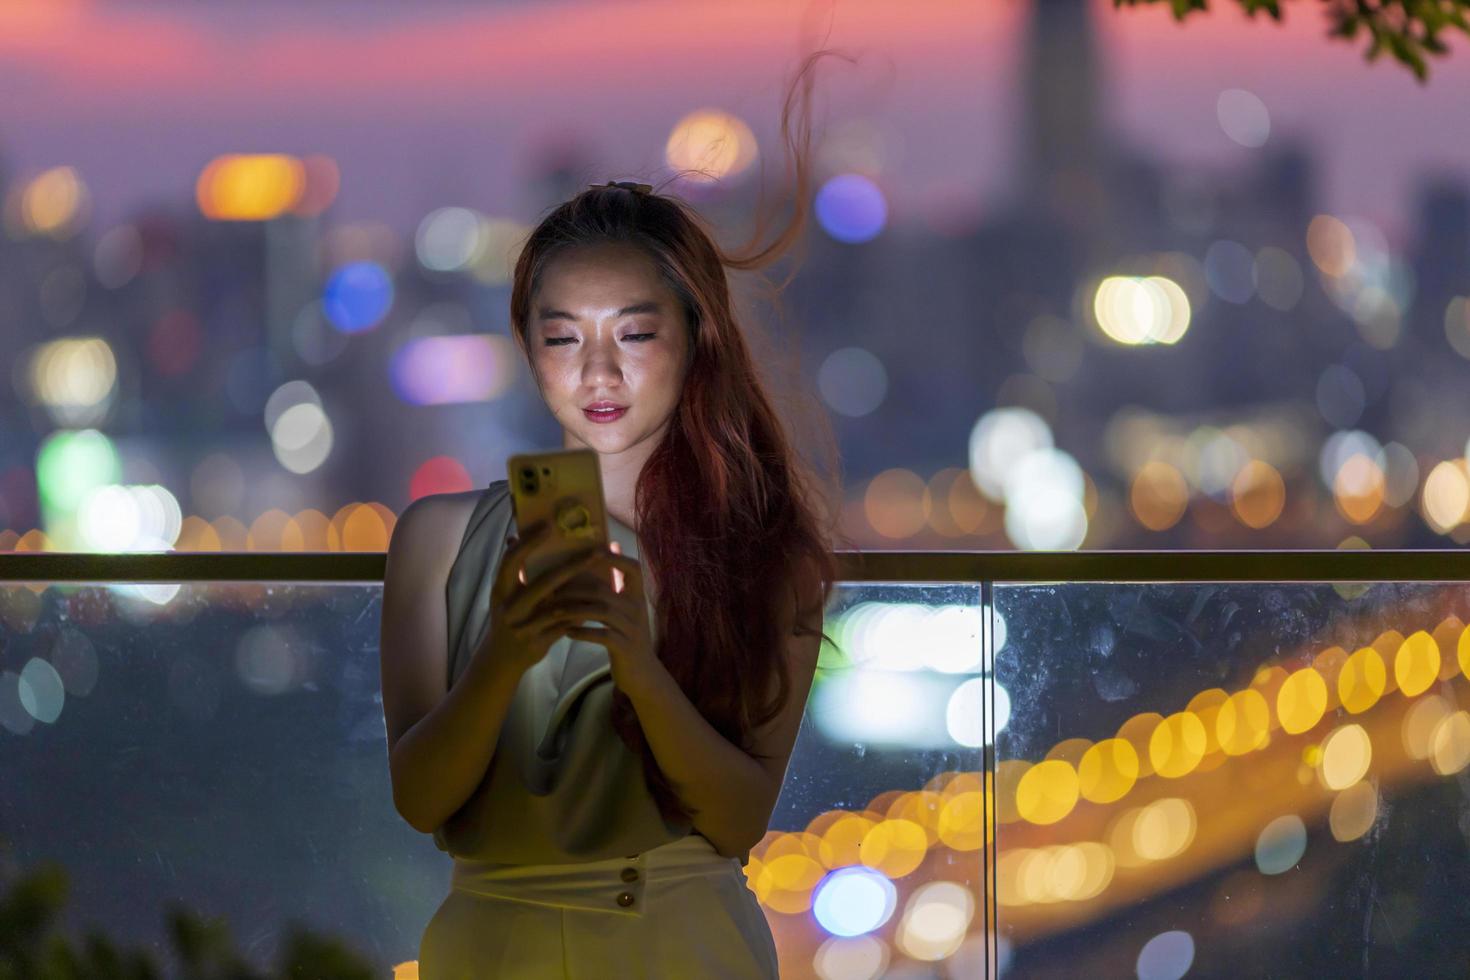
[526,242,691,460]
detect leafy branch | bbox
[1,860,377,980]
[1112,0,1470,82]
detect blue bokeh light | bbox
[811,866,897,937]
[323,262,394,333]
[815,174,888,244]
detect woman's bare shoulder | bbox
[390,487,493,568]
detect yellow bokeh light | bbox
[819,814,875,869]
[28,337,118,410]
[896,881,973,962]
[1216,689,1270,754]
[1402,694,1450,760]
[1328,781,1378,842]
[1230,459,1286,529]
[1431,617,1463,681]
[1332,453,1385,525]
[1394,630,1441,697]
[995,759,1030,824]
[197,154,307,221]
[173,515,222,552]
[764,830,833,867]
[757,853,825,914]
[664,108,758,183]
[1046,737,1093,767]
[859,819,929,879]
[1338,646,1387,714]
[1023,846,1111,905]
[1078,738,1139,804]
[997,848,1031,906]
[1091,275,1191,346]
[1312,646,1349,712]
[1460,625,1470,680]
[936,791,985,851]
[1421,459,1470,533]
[1149,711,1207,778]
[1132,797,1196,861]
[886,791,944,847]
[211,516,248,550]
[339,502,393,551]
[1306,214,1355,277]
[863,468,931,539]
[1015,759,1080,825]
[1318,724,1372,791]
[1130,460,1191,531]
[1430,711,1470,776]
[285,508,332,550]
[247,508,293,551]
[1186,688,1230,760]
[22,165,88,237]
[742,855,768,901]
[1276,667,1327,735]
[1117,712,1165,776]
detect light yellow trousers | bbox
[418,833,780,979]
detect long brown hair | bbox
[507,49,857,826]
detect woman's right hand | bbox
[478,517,613,676]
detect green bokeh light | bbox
[36,429,121,512]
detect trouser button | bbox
[620,866,640,883]
[616,891,635,908]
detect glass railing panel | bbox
[992,580,1470,978]
[761,581,987,978]
[1,581,419,975]
[2,578,989,978]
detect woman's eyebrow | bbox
[536,300,662,322]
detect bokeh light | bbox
[323,261,394,333]
[1254,814,1307,875]
[390,334,516,405]
[811,866,897,938]
[1092,275,1191,344]
[817,347,888,418]
[1136,929,1196,980]
[1217,87,1270,147]
[814,174,888,244]
[196,154,306,221]
[665,108,758,184]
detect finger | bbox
[564,625,611,644]
[502,519,548,590]
[502,544,616,616]
[608,540,625,592]
[514,585,611,627]
[577,548,642,581]
[501,521,566,595]
[568,623,630,647]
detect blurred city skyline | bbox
[5,0,1470,558]
[5,0,1470,242]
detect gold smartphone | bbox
[506,448,610,586]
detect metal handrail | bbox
[1,549,1468,582]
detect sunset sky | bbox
[3,0,1468,245]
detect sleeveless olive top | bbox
[431,479,700,865]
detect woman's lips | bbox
[583,406,628,422]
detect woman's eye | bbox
[543,334,654,346]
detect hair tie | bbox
[591,180,653,195]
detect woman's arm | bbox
[623,572,825,858]
[381,494,527,835]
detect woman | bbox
[380,48,850,978]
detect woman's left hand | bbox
[560,541,664,697]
